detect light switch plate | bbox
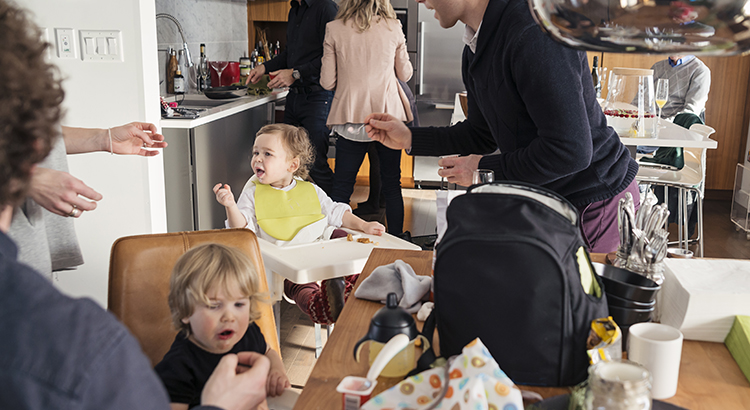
[79,30,122,61]
[54,28,76,59]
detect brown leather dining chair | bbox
[108,228,280,366]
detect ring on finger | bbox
[68,206,79,218]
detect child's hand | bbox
[266,368,291,397]
[363,221,386,236]
[213,183,236,207]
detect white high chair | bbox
[636,124,715,256]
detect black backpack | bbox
[426,182,608,386]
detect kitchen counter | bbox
[161,90,287,129]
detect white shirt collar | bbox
[463,22,482,53]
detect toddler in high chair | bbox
[154,243,288,410]
[213,123,385,324]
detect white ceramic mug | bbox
[627,322,684,399]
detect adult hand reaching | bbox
[61,122,166,156]
[267,69,295,89]
[364,113,412,150]
[246,64,267,85]
[437,154,483,187]
[109,122,167,156]
[202,352,270,410]
[29,167,102,218]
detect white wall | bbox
[23,0,165,307]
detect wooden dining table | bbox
[293,248,750,410]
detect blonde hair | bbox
[168,243,267,336]
[336,0,397,33]
[256,123,314,180]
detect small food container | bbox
[336,376,377,410]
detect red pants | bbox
[284,275,359,325]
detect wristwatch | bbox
[292,69,301,80]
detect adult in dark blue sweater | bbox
[366,0,639,253]
[0,2,270,409]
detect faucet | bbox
[156,13,193,68]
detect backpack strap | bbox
[408,306,439,377]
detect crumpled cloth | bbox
[354,259,431,313]
[362,338,524,410]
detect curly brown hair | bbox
[0,0,65,209]
[256,123,315,180]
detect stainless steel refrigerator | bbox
[412,3,467,186]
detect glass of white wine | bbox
[655,78,669,130]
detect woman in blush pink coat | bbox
[321,0,413,237]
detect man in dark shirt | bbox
[247,0,338,195]
[366,0,639,253]
[0,2,269,409]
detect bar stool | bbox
[636,124,715,256]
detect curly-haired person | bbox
[0,1,268,409]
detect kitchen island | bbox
[161,91,287,232]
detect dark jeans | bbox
[332,137,404,234]
[284,90,334,195]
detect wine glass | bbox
[210,61,229,87]
[198,59,209,91]
[472,169,494,185]
[655,78,669,129]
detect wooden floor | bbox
[278,188,750,389]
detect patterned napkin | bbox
[362,338,523,410]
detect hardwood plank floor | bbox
[278,189,750,389]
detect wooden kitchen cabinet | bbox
[248,0,289,21]
[247,0,289,52]
[590,52,750,193]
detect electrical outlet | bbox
[54,28,76,59]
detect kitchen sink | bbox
[176,96,239,109]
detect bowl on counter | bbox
[593,262,660,303]
[608,304,654,326]
[606,292,656,310]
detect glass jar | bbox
[586,361,652,410]
[603,68,656,138]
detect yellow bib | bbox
[254,180,326,241]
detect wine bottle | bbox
[174,68,186,94]
[198,43,209,92]
[592,56,601,98]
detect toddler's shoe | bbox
[323,277,346,322]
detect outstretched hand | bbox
[214,183,236,207]
[202,352,270,410]
[364,113,412,150]
[110,122,167,156]
[29,167,102,218]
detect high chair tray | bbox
[258,229,421,284]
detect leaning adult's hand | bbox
[202,352,270,410]
[109,122,167,156]
[437,154,483,186]
[246,64,266,85]
[28,167,102,218]
[364,113,412,150]
[267,69,294,88]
